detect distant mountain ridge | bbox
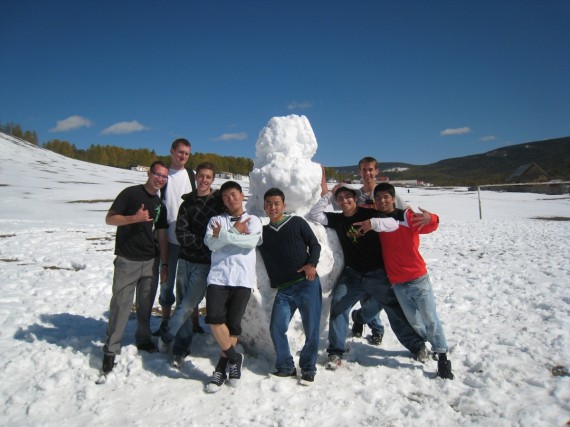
[332,136,570,186]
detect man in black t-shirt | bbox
[98,161,169,381]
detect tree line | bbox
[1,122,253,175]
[1,122,39,145]
[2,121,346,180]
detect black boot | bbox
[101,354,115,374]
[437,356,454,380]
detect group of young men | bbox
[98,140,453,388]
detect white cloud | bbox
[49,115,92,132]
[287,100,314,110]
[100,120,149,135]
[440,127,472,136]
[212,132,247,141]
[479,135,496,142]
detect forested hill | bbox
[2,120,568,186]
[332,136,570,186]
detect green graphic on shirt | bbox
[346,225,360,244]
[153,204,161,225]
[151,204,161,232]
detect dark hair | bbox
[220,181,242,195]
[171,138,191,150]
[373,182,395,198]
[263,187,285,202]
[358,156,378,169]
[150,160,168,172]
[334,185,358,198]
[196,161,216,175]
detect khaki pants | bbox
[103,256,159,356]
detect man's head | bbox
[263,188,286,223]
[358,156,379,186]
[195,162,216,196]
[334,185,358,214]
[373,183,396,213]
[170,138,191,170]
[147,160,169,193]
[220,181,244,215]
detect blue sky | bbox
[1,0,569,166]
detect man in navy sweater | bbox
[258,188,322,384]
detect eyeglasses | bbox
[151,171,169,181]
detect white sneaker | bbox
[158,336,171,354]
[206,371,227,393]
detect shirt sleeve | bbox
[299,217,321,266]
[309,192,332,225]
[368,216,398,232]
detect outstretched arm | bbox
[353,217,398,234]
[409,208,439,233]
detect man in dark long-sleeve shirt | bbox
[309,184,427,370]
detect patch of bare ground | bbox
[532,217,570,221]
[68,199,114,203]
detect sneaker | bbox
[206,371,227,393]
[158,336,171,354]
[325,354,342,371]
[437,360,455,380]
[351,310,364,338]
[101,354,115,374]
[136,341,157,353]
[171,355,185,369]
[300,371,315,384]
[272,368,297,378]
[228,353,244,387]
[415,345,430,363]
[368,331,383,346]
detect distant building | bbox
[479,163,568,195]
[215,172,248,181]
[216,172,233,179]
[506,163,550,183]
[131,165,150,172]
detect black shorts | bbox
[205,284,251,336]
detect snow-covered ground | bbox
[1,134,569,426]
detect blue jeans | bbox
[270,278,322,374]
[358,294,384,335]
[159,243,180,307]
[160,260,209,356]
[392,274,448,353]
[328,267,424,356]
